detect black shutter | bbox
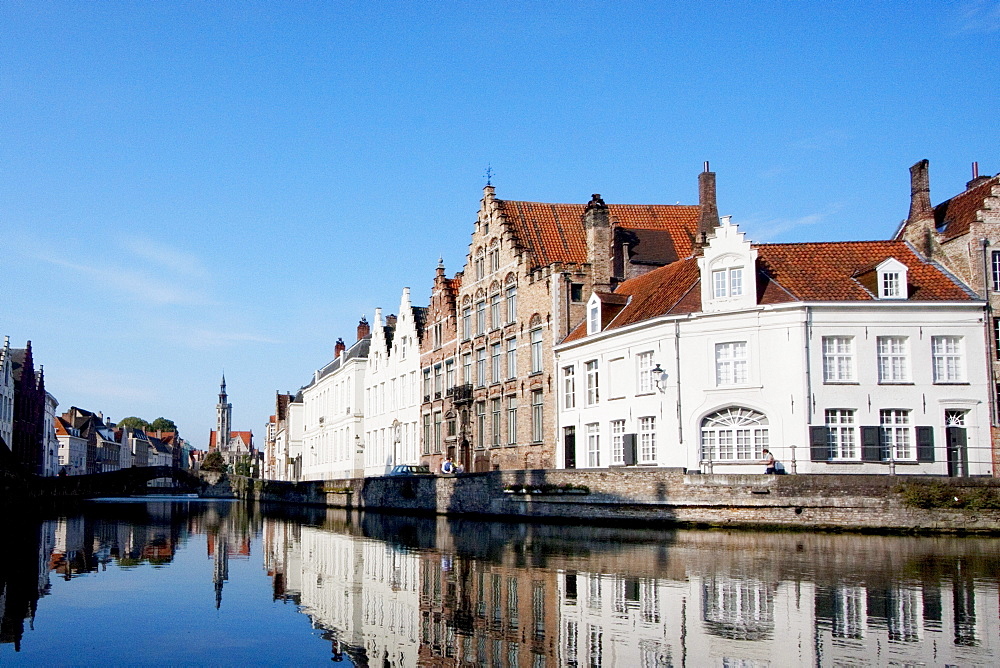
[916,426,934,462]
[623,434,638,466]
[810,426,829,461]
[861,426,881,462]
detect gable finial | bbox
[484,164,494,186]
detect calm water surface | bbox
[1,499,998,667]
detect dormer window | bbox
[712,267,743,298]
[876,258,908,300]
[588,301,600,334]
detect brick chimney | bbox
[904,159,936,257]
[967,161,992,189]
[386,314,397,328]
[357,316,370,341]
[697,162,719,242]
[334,337,346,358]
[583,193,612,293]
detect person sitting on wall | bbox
[441,457,454,475]
[762,448,776,474]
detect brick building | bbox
[10,340,46,474]
[419,261,463,472]
[896,160,1000,473]
[454,170,712,471]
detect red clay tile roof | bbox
[562,240,975,343]
[934,175,1000,242]
[210,430,253,449]
[497,200,700,268]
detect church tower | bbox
[215,374,232,453]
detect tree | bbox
[234,455,252,477]
[150,417,176,432]
[201,450,226,472]
[119,416,150,430]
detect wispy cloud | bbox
[53,368,161,404]
[161,323,281,349]
[119,237,209,279]
[38,255,217,306]
[788,130,851,152]
[740,210,836,243]
[951,0,1000,34]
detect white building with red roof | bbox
[555,216,993,476]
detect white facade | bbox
[363,290,423,476]
[556,218,992,476]
[300,338,367,481]
[43,392,59,476]
[55,424,87,475]
[286,398,304,480]
[0,336,14,450]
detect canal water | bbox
[1,499,998,667]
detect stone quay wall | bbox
[233,469,1000,534]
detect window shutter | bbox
[916,427,934,462]
[809,426,829,461]
[861,427,881,462]
[623,434,638,466]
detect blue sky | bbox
[3,1,998,447]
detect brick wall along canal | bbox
[2,498,998,666]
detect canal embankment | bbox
[228,469,1000,534]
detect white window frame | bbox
[638,416,656,463]
[588,302,600,334]
[531,390,543,442]
[506,283,517,323]
[932,335,964,383]
[506,338,517,379]
[530,328,543,373]
[825,409,857,460]
[491,342,502,384]
[880,409,913,460]
[585,360,600,406]
[700,407,768,462]
[636,351,655,394]
[507,396,517,445]
[610,420,625,465]
[877,336,909,383]
[822,336,855,383]
[993,250,1000,292]
[563,366,576,409]
[715,341,748,386]
[586,423,600,468]
[712,267,744,298]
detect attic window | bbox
[876,258,908,300]
[588,301,600,334]
[712,267,743,298]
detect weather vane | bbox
[484,164,494,186]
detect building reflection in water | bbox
[258,509,1000,667]
[2,500,999,666]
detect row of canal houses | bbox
[0,336,191,475]
[264,161,1000,481]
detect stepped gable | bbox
[497,199,700,268]
[933,174,1000,241]
[563,240,975,344]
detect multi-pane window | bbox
[475,402,486,449]
[637,351,655,393]
[491,342,502,384]
[822,336,854,383]
[531,390,543,442]
[993,251,1000,292]
[445,359,455,389]
[530,328,543,373]
[506,283,517,322]
[461,307,471,340]
[491,398,502,447]
[585,360,600,405]
[476,348,486,387]
[715,342,748,386]
[507,397,517,445]
[639,416,656,463]
[586,423,601,468]
[880,409,912,460]
[432,324,442,350]
[877,336,909,383]
[881,272,902,298]
[462,353,472,385]
[712,267,743,298]
[506,338,517,379]
[422,368,431,400]
[490,292,501,329]
[433,412,443,453]
[588,302,600,333]
[932,335,964,383]
[700,408,769,461]
[563,366,576,409]
[474,251,484,280]
[826,409,857,459]
[475,301,486,335]
[433,364,443,397]
[488,246,500,272]
[611,420,625,464]
[422,414,431,455]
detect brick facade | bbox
[419,262,462,472]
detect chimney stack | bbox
[966,161,992,189]
[908,159,933,222]
[697,162,719,241]
[334,338,346,358]
[583,193,612,293]
[357,316,370,341]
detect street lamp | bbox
[651,364,668,392]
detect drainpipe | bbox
[804,305,813,441]
[980,239,997,427]
[674,319,683,452]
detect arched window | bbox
[505,276,517,323]
[700,407,768,461]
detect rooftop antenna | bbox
[484,164,494,186]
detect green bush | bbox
[896,481,1000,510]
[201,450,226,473]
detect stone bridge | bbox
[1,465,214,502]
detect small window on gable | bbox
[587,295,601,335]
[876,258,908,300]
